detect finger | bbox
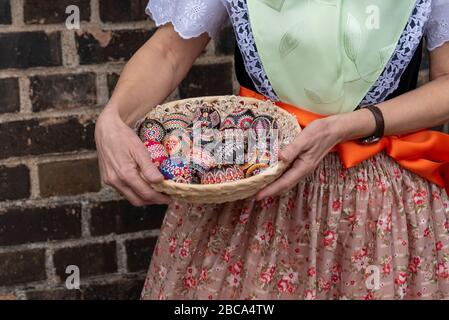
[132,142,165,184]
[112,178,150,207]
[256,159,312,200]
[119,169,171,204]
[280,135,308,163]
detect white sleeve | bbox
[426,0,449,51]
[146,0,229,39]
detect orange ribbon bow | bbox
[240,86,449,196]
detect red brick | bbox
[0,164,30,201]
[90,200,166,236]
[0,78,20,113]
[76,29,153,65]
[38,158,101,197]
[53,242,118,280]
[99,0,148,23]
[0,117,96,160]
[0,249,46,286]
[30,73,97,112]
[0,204,81,246]
[24,0,91,24]
[0,32,62,69]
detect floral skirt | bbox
[141,152,449,300]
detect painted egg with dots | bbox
[201,165,244,185]
[159,158,193,184]
[138,119,166,142]
[144,139,169,167]
[192,106,221,129]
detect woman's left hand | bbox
[256,117,346,200]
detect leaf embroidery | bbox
[258,0,286,12]
[304,88,324,104]
[279,25,302,59]
[379,43,397,66]
[344,13,362,63]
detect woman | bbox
[95,0,449,299]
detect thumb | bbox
[133,143,164,184]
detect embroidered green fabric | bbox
[247,0,417,114]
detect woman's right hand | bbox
[95,108,172,206]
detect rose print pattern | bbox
[141,152,449,300]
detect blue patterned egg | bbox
[159,158,193,184]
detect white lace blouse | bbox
[146,0,449,104]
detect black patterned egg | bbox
[192,106,221,129]
[223,108,255,130]
[138,119,166,143]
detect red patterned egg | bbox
[201,165,244,185]
[162,129,192,159]
[144,139,169,167]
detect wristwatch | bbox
[357,104,385,145]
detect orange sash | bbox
[240,86,449,196]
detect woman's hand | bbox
[95,108,171,206]
[256,117,347,200]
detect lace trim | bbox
[222,0,279,101]
[361,0,431,105]
[146,0,228,39]
[426,0,449,50]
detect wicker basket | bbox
[137,95,301,204]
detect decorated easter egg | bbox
[250,115,278,139]
[159,158,193,184]
[190,146,217,176]
[138,119,166,142]
[163,112,192,132]
[144,139,169,167]
[221,108,255,130]
[162,129,192,159]
[201,165,244,185]
[244,163,270,178]
[191,127,219,153]
[192,106,221,129]
[218,127,246,165]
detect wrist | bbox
[326,109,377,142]
[101,102,139,128]
[319,115,350,143]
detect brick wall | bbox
[0,0,235,300]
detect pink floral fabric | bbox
[141,152,449,300]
